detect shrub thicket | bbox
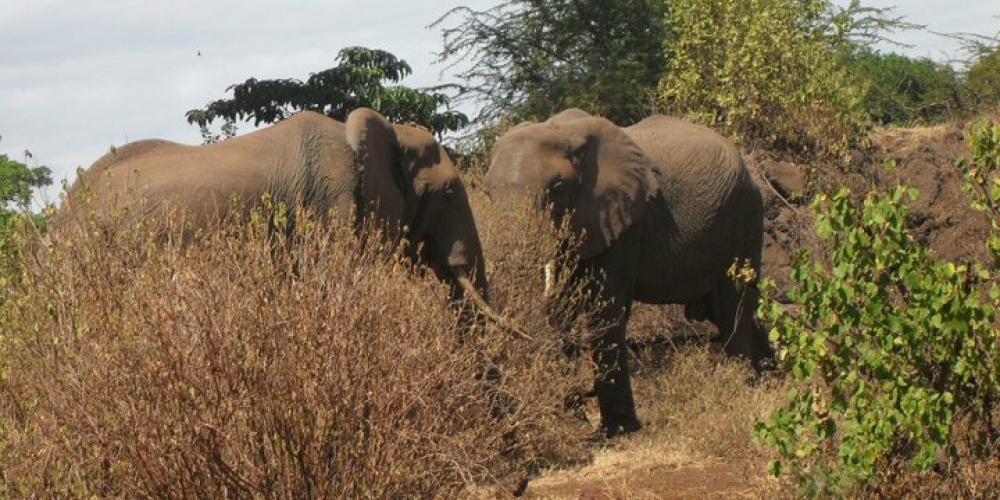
[0,202,588,498]
[656,0,868,162]
[850,49,965,125]
[755,120,1000,497]
[964,46,1000,111]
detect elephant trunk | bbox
[415,179,532,340]
[453,269,533,341]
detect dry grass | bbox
[517,348,789,499]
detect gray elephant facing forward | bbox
[486,109,773,436]
[55,108,502,320]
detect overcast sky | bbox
[1,1,998,208]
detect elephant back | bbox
[55,139,193,234]
[259,111,358,226]
[624,115,752,215]
[54,112,359,238]
[625,115,763,287]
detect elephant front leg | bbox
[589,303,641,437]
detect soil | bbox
[524,459,767,500]
[509,119,993,499]
[756,121,991,294]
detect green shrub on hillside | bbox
[850,49,964,125]
[755,172,1000,495]
[964,46,1000,110]
[656,0,869,161]
[959,119,1000,266]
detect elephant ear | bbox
[557,116,657,260]
[345,108,412,238]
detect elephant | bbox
[54,108,518,330]
[485,109,772,436]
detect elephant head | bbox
[345,109,518,329]
[485,109,657,260]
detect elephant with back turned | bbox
[485,109,773,436]
[55,108,511,324]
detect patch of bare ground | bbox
[869,121,990,264]
[508,346,788,500]
[524,453,760,500]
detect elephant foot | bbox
[602,417,642,438]
[563,384,596,415]
[492,473,530,498]
[511,476,530,497]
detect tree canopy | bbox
[849,49,963,125]
[433,0,999,160]
[0,153,51,214]
[186,47,469,139]
[433,0,670,126]
[0,153,52,270]
[965,45,1000,109]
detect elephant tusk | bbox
[543,260,556,298]
[455,273,534,341]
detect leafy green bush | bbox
[964,46,1000,110]
[959,119,1000,266]
[850,49,964,125]
[656,0,869,161]
[755,177,1000,495]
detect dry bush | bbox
[466,182,595,462]
[0,205,584,498]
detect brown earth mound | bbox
[751,120,990,300]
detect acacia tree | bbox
[433,0,670,126]
[964,44,1000,109]
[186,47,468,140]
[0,152,51,272]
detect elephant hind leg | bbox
[709,278,772,373]
[683,296,711,322]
